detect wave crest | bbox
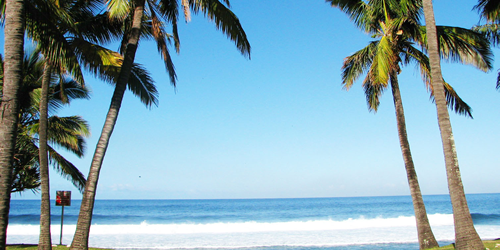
[8,214,454,235]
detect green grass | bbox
[7,245,111,250]
[7,240,500,250]
[429,240,500,249]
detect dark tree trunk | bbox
[38,64,52,249]
[70,0,145,249]
[390,74,439,249]
[421,1,483,249]
[0,0,25,248]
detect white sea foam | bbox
[7,214,499,249]
[7,213,454,235]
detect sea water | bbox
[7,194,500,249]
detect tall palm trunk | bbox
[70,1,145,249]
[421,1,483,249]
[389,73,439,249]
[0,0,25,248]
[38,64,52,249]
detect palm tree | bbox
[3,49,91,195]
[422,1,485,249]
[334,0,439,248]
[474,0,500,89]
[70,1,250,249]
[17,0,157,246]
[328,0,492,249]
[12,115,89,194]
[22,0,119,247]
[1,0,156,246]
[0,0,25,247]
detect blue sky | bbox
[8,0,500,200]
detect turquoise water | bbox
[7,194,500,249]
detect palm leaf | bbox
[182,0,191,22]
[47,145,86,192]
[326,0,367,30]
[425,81,473,118]
[472,23,500,47]
[148,3,177,86]
[69,38,123,84]
[75,13,124,44]
[342,41,376,89]
[190,0,251,58]
[98,62,158,108]
[106,0,131,20]
[371,35,394,85]
[474,0,500,22]
[25,2,85,84]
[155,0,181,52]
[363,78,385,111]
[127,63,159,107]
[28,115,90,157]
[407,43,474,118]
[50,78,91,103]
[418,26,493,72]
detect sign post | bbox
[55,191,71,245]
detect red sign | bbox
[55,191,71,206]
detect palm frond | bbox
[405,43,474,117]
[0,54,3,90]
[50,78,91,103]
[128,63,159,108]
[427,81,473,118]
[371,35,395,85]
[190,0,251,58]
[474,0,500,23]
[326,0,367,29]
[0,0,6,25]
[69,38,123,84]
[11,164,40,193]
[148,4,177,86]
[25,3,85,84]
[76,13,125,44]
[47,146,86,192]
[341,41,377,89]
[156,0,181,52]
[106,0,131,20]
[472,23,500,47]
[401,41,431,85]
[182,0,191,22]
[29,115,90,156]
[418,26,493,72]
[363,78,385,112]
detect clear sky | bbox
[8,0,500,200]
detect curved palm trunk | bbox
[390,74,439,249]
[0,0,25,248]
[70,1,145,249]
[422,1,483,249]
[38,64,52,249]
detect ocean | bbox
[6,193,500,249]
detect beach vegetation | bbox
[429,239,500,249]
[1,49,90,195]
[7,245,110,250]
[328,0,492,248]
[421,0,486,248]
[70,0,250,249]
[473,0,500,88]
[0,0,26,247]
[4,0,159,247]
[1,46,90,249]
[22,0,124,247]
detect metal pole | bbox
[60,205,64,245]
